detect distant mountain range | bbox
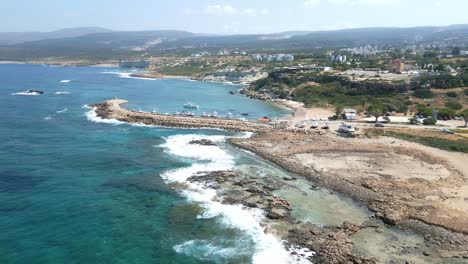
[0,27,113,45]
[1,25,468,60]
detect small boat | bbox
[201,112,208,117]
[310,120,319,129]
[229,108,235,111]
[181,111,195,117]
[259,117,272,123]
[183,103,199,109]
[339,123,356,133]
[321,122,330,130]
[226,112,234,119]
[241,113,249,116]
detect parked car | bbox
[374,122,385,127]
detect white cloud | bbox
[304,0,321,8]
[242,8,257,16]
[205,5,238,15]
[260,8,270,15]
[328,0,400,5]
[204,5,269,17]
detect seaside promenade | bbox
[90,99,276,132]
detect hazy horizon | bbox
[2,0,467,34]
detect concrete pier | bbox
[90,99,275,132]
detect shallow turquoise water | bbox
[0,64,289,264]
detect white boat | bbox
[181,111,195,116]
[321,122,330,129]
[339,123,356,133]
[183,103,199,109]
[226,112,234,119]
[310,120,319,129]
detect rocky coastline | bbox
[90,99,468,262]
[228,132,468,262]
[186,169,375,263]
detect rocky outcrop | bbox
[187,170,376,263]
[188,139,216,146]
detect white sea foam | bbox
[84,106,125,125]
[44,116,53,120]
[161,134,313,264]
[11,91,41,96]
[55,91,71,95]
[101,71,156,81]
[60,80,71,83]
[56,108,68,114]
[174,239,245,262]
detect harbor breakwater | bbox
[90,99,275,132]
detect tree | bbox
[446,91,458,98]
[437,108,456,120]
[423,117,437,125]
[460,109,468,127]
[452,47,461,56]
[445,101,463,111]
[413,89,434,99]
[367,102,385,123]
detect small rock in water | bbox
[188,139,216,146]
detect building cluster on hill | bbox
[252,54,295,62]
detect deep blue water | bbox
[0,64,289,264]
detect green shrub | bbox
[413,89,434,99]
[437,108,456,119]
[423,117,437,125]
[445,101,463,110]
[446,91,458,98]
[416,104,433,117]
[464,89,468,96]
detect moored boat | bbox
[183,102,199,109]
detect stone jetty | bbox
[89,99,275,132]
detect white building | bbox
[330,54,347,63]
[252,54,294,62]
[342,109,358,120]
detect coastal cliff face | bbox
[229,132,468,261]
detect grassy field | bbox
[364,128,468,153]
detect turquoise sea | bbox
[0,64,304,264]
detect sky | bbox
[2,0,467,34]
